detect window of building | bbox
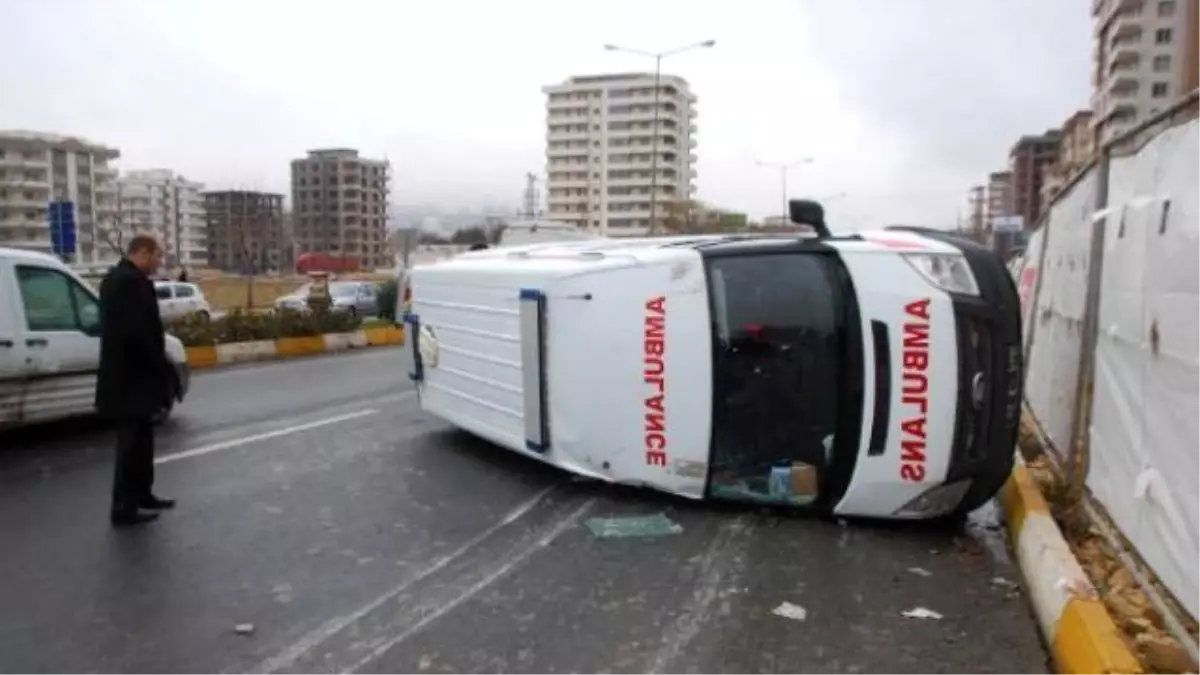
[1152,82,1170,97]
[1157,0,1176,16]
[1155,28,1173,43]
[1153,54,1172,71]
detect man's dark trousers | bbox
[112,417,156,515]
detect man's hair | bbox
[126,235,159,255]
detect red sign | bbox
[899,298,931,483]
[643,296,668,466]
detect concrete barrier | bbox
[1000,458,1142,674]
[185,327,405,370]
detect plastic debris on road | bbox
[772,602,808,621]
[907,567,933,577]
[585,514,683,538]
[901,607,943,620]
[234,623,255,635]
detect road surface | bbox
[0,349,1049,673]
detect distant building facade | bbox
[118,169,206,269]
[203,190,285,273]
[0,130,119,263]
[290,148,391,270]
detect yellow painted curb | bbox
[1001,464,1049,541]
[999,461,1143,674]
[275,335,327,357]
[185,345,219,369]
[364,325,406,346]
[1053,598,1143,674]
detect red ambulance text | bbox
[644,296,668,466]
[900,298,931,483]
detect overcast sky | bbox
[0,0,1093,229]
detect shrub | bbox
[377,279,398,322]
[166,308,363,347]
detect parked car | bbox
[274,280,378,318]
[0,247,190,430]
[154,281,211,320]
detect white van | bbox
[404,201,1023,520]
[0,247,190,429]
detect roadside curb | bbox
[999,457,1143,674]
[184,325,405,370]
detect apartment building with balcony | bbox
[985,171,1014,224]
[1091,0,1198,145]
[543,73,698,236]
[118,169,207,270]
[0,130,119,262]
[1040,110,1096,207]
[290,148,391,270]
[203,190,285,273]
[1009,130,1062,227]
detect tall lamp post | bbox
[755,158,813,225]
[604,39,715,236]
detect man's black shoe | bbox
[110,510,160,527]
[141,496,176,510]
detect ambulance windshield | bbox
[704,252,862,507]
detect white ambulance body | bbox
[404,204,1022,520]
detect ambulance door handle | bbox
[0,339,13,348]
[26,338,48,348]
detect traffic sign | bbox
[48,200,77,258]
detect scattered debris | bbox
[907,567,933,577]
[992,576,1018,589]
[417,653,435,671]
[771,601,808,622]
[585,514,683,539]
[901,607,943,620]
[233,623,255,635]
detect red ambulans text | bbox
[643,296,668,466]
[900,298,931,482]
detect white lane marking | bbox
[344,499,595,674]
[256,485,558,674]
[155,409,378,465]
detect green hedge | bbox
[167,308,362,347]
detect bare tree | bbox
[92,183,129,259]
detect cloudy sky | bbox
[0,0,1093,230]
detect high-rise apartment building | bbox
[203,190,285,273]
[543,73,698,236]
[290,148,391,270]
[1091,0,1199,145]
[0,131,119,262]
[985,171,1014,224]
[1009,130,1062,228]
[118,169,207,269]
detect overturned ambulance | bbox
[403,201,1022,520]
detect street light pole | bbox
[604,39,715,236]
[755,158,813,223]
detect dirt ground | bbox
[1019,417,1199,674]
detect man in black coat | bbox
[96,235,177,526]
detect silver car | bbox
[274,281,379,318]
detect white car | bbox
[405,200,1023,521]
[0,248,190,429]
[154,281,211,320]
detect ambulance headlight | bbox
[891,480,972,519]
[902,253,980,296]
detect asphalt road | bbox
[0,349,1049,674]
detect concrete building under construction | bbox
[202,190,285,273]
